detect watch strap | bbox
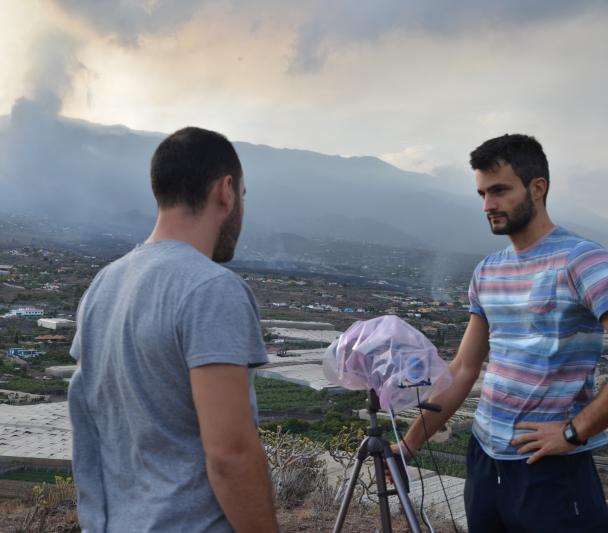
[563,420,587,446]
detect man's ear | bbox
[530,177,548,202]
[211,174,235,213]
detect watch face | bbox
[565,426,575,440]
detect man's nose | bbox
[484,195,497,212]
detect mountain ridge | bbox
[0,109,605,256]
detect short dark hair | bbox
[151,127,242,213]
[470,133,550,204]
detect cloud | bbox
[3,0,604,224]
[50,0,208,46]
[49,1,607,70]
[20,30,84,116]
[559,170,608,220]
[380,145,437,175]
[285,0,607,72]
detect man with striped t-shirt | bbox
[396,134,608,532]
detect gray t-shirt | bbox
[68,240,268,532]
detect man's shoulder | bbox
[551,226,604,250]
[86,242,243,302]
[116,240,229,280]
[552,227,606,263]
[479,227,604,267]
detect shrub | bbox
[260,427,326,508]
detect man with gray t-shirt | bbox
[68,127,279,532]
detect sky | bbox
[1,0,607,219]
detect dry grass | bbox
[277,498,458,532]
[0,499,29,514]
[0,476,79,533]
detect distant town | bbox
[0,238,479,401]
[1,236,607,519]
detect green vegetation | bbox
[0,470,72,483]
[255,377,325,412]
[255,377,367,415]
[425,430,471,455]
[279,340,330,350]
[262,413,370,443]
[28,350,73,368]
[411,454,467,478]
[0,358,24,375]
[2,376,67,395]
[260,310,316,321]
[256,377,373,441]
[322,390,367,413]
[255,376,471,478]
[256,378,402,442]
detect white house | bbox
[4,307,44,318]
[37,318,76,331]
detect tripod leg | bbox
[332,455,365,533]
[385,456,422,533]
[372,453,393,533]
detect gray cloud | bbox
[49,1,607,69]
[0,29,154,224]
[23,31,84,115]
[287,0,607,72]
[50,0,208,46]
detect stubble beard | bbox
[212,200,243,263]
[488,189,537,236]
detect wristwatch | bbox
[563,420,587,446]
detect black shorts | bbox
[464,435,608,532]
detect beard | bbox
[488,189,537,235]
[212,200,243,263]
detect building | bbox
[7,348,42,359]
[34,335,68,343]
[3,307,44,318]
[37,318,75,331]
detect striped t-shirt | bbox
[469,226,608,459]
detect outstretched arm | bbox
[396,313,489,459]
[191,364,279,533]
[513,313,608,463]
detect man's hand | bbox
[511,421,577,464]
[390,441,414,463]
[385,441,414,484]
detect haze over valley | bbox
[1,106,605,268]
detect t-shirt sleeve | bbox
[566,242,608,321]
[177,272,268,369]
[468,262,487,319]
[70,289,89,362]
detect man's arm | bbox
[513,313,608,463]
[396,314,489,458]
[190,364,279,533]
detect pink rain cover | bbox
[323,315,452,411]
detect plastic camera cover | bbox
[323,315,452,411]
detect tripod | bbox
[332,389,422,533]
